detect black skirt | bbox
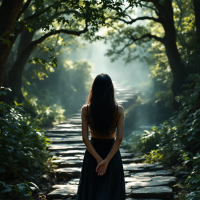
[76,137,125,200]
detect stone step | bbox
[45,133,81,137]
[46,185,77,199]
[50,151,134,160]
[46,185,166,200]
[126,199,163,200]
[56,167,81,179]
[123,164,164,173]
[52,156,83,161]
[122,157,146,164]
[46,129,82,133]
[52,149,85,157]
[52,159,83,168]
[51,155,143,169]
[126,177,176,189]
[49,139,83,144]
[127,163,164,169]
[126,186,173,199]
[48,136,82,141]
[46,176,173,199]
[55,124,81,128]
[120,152,135,159]
[51,154,84,160]
[70,115,81,119]
[48,144,86,151]
[49,146,130,152]
[132,170,173,177]
[66,119,82,124]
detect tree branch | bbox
[32,23,88,46]
[115,33,164,54]
[115,41,134,54]
[16,0,32,20]
[141,0,165,14]
[140,4,159,16]
[130,33,164,43]
[24,4,54,20]
[109,16,161,24]
[176,0,183,28]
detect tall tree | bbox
[0,0,132,102]
[0,0,24,87]
[104,0,196,110]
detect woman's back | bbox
[85,104,121,139]
[82,104,123,139]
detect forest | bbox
[0,0,200,199]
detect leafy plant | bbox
[125,74,200,199]
[0,88,51,181]
[0,181,39,200]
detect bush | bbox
[25,96,65,127]
[126,74,200,199]
[0,88,51,199]
[0,181,39,200]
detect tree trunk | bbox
[0,0,23,87]
[152,0,189,110]
[193,0,200,109]
[193,0,200,73]
[7,37,37,103]
[193,0,200,44]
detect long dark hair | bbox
[86,73,118,138]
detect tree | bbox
[0,0,111,102]
[103,0,199,110]
[1,0,137,102]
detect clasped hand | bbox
[96,158,108,176]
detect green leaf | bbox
[1,188,12,193]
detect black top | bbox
[87,104,118,134]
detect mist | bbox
[78,40,151,88]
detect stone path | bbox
[45,86,175,200]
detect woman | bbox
[76,73,125,200]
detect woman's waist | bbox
[90,137,115,143]
[90,131,116,139]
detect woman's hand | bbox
[96,160,108,176]
[96,157,103,165]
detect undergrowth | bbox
[126,74,200,199]
[0,88,51,199]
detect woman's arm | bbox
[81,105,103,164]
[96,105,124,174]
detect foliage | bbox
[16,32,93,125]
[123,90,173,133]
[25,95,65,127]
[173,152,200,200]
[0,180,39,200]
[128,74,200,198]
[102,0,198,111]
[23,58,93,122]
[0,88,51,182]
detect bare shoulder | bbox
[81,104,88,117]
[81,104,87,112]
[118,105,124,115]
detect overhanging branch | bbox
[130,33,164,43]
[17,0,32,20]
[115,41,134,54]
[115,33,164,54]
[140,4,159,16]
[109,16,161,24]
[24,4,54,20]
[24,4,83,21]
[32,22,88,46]
[141,0,165,13]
